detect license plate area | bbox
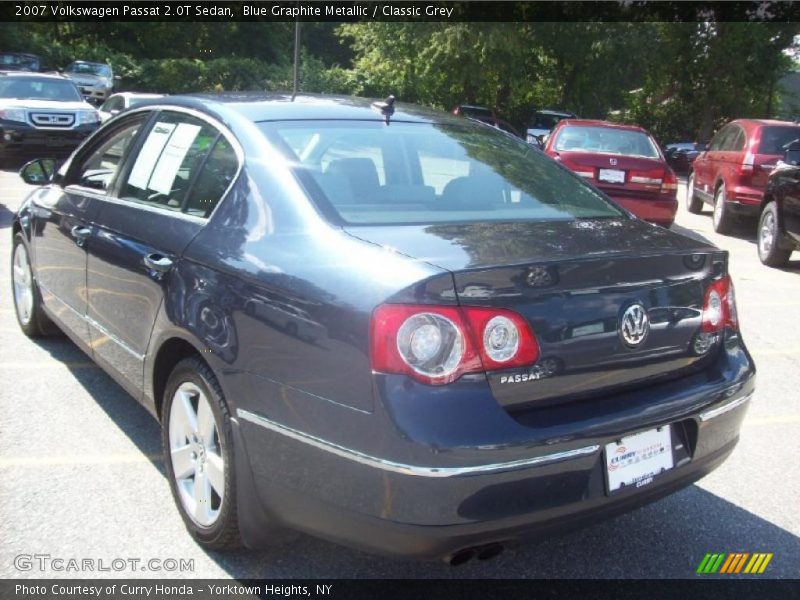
[598,168,626,183]
[605,426,674,493]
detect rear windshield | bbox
[553,125,660,159]
[0,77,82,102]
[259,120,625,226]
[0,53,40,71]
[66,62,112,78]
[758,126,800,155]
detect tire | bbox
[11,233,58,337]
[712,183,735,235]
[162,356,242,549]
[686,173,704,214]
[757,202,793,268]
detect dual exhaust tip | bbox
[447,542,505,566]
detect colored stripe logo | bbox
[696,552,773,574]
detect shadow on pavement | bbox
[26,334,800,579]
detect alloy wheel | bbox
[12,243,34,327]
[168,381,225,527]
[759,209,777,258]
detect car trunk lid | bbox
[347,219,724,410]
[559,152,670,199]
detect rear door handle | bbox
[70,225,91,247]
[143,253,174,273]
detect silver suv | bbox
[0,71,100,168]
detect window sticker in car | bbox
[148,122,202,195]
[127,122,176,191]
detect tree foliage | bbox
[1,19,797,142]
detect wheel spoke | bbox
[205,453,225,497]
[196,395,216,443]
[174,389,199,439]
[171,444,195,480]
[193,470,212,523]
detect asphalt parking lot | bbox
[1,169,798,579]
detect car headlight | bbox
[78,111,101,125]
[0,108,27,124]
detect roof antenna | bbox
[371,95,395,124]
[291,5,301,101]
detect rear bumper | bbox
[234,336,755,559]
[726,183,764,218]
[609,195,678,227]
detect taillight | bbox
[701,275,738,332]
[660,168,678,195]
[371,305,540,385]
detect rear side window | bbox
[184,137,239,218]
[757,126,800,155]
[708,127,730,151]
[119,113,219,212]
[260,120,625,226]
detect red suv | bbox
[544,120,678,227]
[687,119,800,234]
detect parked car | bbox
[98,92,163,122]
[664,142,706,174]
[687,119,800,234]
[0,71,100,168]
[62,60,116,103]
[452,104,496,124]
[757,140,800,267]
[11,94,754,562]
[453,106,524,140]
[526,109,576,145]
[0,51,41,72]
[544,119,679,227]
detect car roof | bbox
[68,60,108,66]
[556,119,649,134]
[153,92,467,125]
[535,109,575,116]
[730,118,800,129]
[0,71,68,80]
[110,91,162,98]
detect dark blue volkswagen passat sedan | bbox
[10,94,755,563]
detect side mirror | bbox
[19,158,57,185]
[113,75,121,81]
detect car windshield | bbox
[757,126,800,155]
[530,113,567,130]
[66,62,111,78]
[260,120,625,226]
[0,53,40,71]
[554,125,660,159]
[0,77,82,101]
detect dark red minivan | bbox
[544,120,678,227]
[688,119,800,234]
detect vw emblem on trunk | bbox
[609,158,618,166]
[619,303,649,348]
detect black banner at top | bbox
[3,1,800,22]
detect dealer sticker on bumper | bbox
[605,426,673,492]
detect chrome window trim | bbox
[85,104,244,224]
[698,391,753,422]
[236,408,600,478]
